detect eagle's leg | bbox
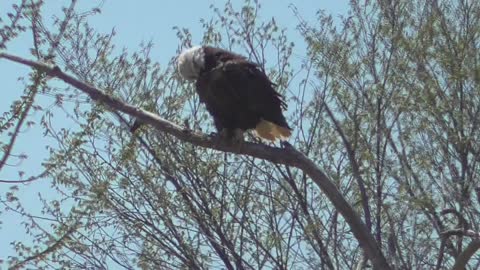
[232,128,244,143]
[218,128,244,144]
[210,119,228,139]
[207,129,229,145]
[231,128,244,152]
[218,128,244,141]
[218,128,230,140]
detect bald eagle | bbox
[177,46,292,141]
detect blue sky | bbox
[0,0,348,266]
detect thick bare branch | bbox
[452,239,480,270]
[0,52,391,270]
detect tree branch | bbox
[10,223,77,269]
[0,52,391,270]
[452,239,480,270]
[439,229,480,270]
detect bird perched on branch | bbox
[177,45,292,142]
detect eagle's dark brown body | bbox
[193,46,291,141]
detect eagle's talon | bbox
[281,141,292,149]
[231,129,244,144]
[219,129,229,139]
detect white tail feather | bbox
[255,119,291,141]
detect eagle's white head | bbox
[177,46,205,81]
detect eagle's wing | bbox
[220,60,291,140]
[227,62,287,112]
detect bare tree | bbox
[1,0,479,269]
